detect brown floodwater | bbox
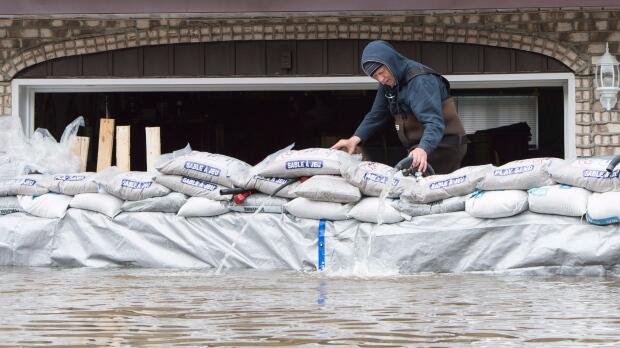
[1,267,620,347]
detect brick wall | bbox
[1,7,620,156]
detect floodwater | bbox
[1,268,620,347]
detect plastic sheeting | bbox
[2,209,620,276]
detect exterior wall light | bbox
[595,43,620,111]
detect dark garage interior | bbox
[33,86,565,171]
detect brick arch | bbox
[5,23,587,80]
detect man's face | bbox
[372,65,396,87]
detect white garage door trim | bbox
[12,72,576,159]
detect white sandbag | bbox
[586,192,620,225]
[228,193,288,214]
[341,161,414,198]
[293,175,361,203]
[121,192,188,213]
[401,164,492,203]
[465,190,528,219]
[177,197,230,217]
[46,172,99,195]
[284,197,352,220]
[527,185,590,217]
[242,175,299,198]
[97,171,170,201]
[348,197,404,224]
[477,158,560,191]
[70,192,123,218]
[17,193,72,218]
[156,151,251,188]
[0,196,23,215]
[257,148,356,178]
[0,175,49,196]
[394,195,467,218]
[155,175,231,201]
[550,157,620,192]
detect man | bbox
[331,40,467,174]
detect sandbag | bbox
[70,192,123,218]
[156,151,251,188]
[477,158,560,191]
[586,192,620,225]
[242,175,299,199]
[17,193,72,218]
[550,157,620,192]
[228,193,288,214]
[348,197,404,224]
[394,195,467,218]
[0,196,23,215]
[401,164,492,203]
[341,161,414,198]
[121,192,188,213]
[527,185,590,217]
[155,175,231,201]
[292,175,361,203]
[46,172,99,195]
[257,148,356,178]
[97,171,170,201]
[0,175,49,196]
[284,197,352,220]
[465,190,528,219]
[177,197,229,217]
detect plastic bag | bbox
[0,116,85,176]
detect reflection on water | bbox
[1,267,620,347]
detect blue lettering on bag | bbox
[492,165,535,176]
[429,175,466,190]
[184,161,221,176]
[285,160,324,170]
[582,169,620,179]
[54,175,86,182]
[21,179,36,186]
[181,176,217,191]
[121,179,152,190]
[363,172,399,186]
[256,176,288,185]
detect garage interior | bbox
[17,39,569,171]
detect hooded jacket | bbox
[354,40,456,154]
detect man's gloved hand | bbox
[408,147,428,173]
[331,136,361,154]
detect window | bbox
[454,95,538,146]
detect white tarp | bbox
[1,209,620,276]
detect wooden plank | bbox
[71,136,90,172]
[115,125,131,172]
[96,118,115,172]
[145,127,161,172]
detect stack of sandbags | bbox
[0,175,74,219]
[248,147,361,221]
[155,151,251,217]
[394,165,491,219]
[560,158,620,225]
[285,175,360,221]
[464,158,562,219]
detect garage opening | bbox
[34,86,564,171]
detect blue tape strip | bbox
[318,218,326,271]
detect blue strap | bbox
[317,219,326,271]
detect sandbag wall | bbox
[1,146,620,226]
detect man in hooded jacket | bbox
[331,40,467,174]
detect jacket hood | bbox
[361,40,409,86]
